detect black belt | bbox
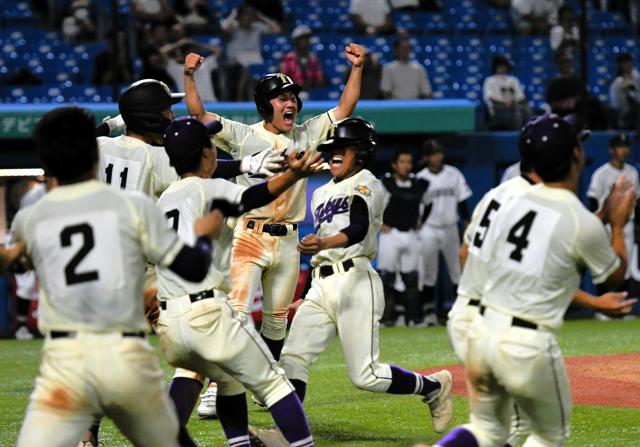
[468,299,480,307]
[159,289,215,310]
[49,331,145,339]
[315,259,355,279]
[247,220,297,236]
[479,305,538,330]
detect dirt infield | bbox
[422,353,640,408]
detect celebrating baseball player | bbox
[279,118,454,434]
[13,106,229,447]
[378,149,430,327]
[434,113,635,447]
[153,116,321,447]
[417,140,472,324]
[182,43,365,367]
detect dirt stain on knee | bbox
[45,388,74,411]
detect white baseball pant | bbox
[378,228,421,273]
[17,332,180,447]
[280,258,394,392]
[464,308,571,447]
[156,296,294,406]
[419,224,461,287]
[228,220,300,341]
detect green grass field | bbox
[1,319,639,446]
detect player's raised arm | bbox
[333,43,365,121]
[184,52,218,123]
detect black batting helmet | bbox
[317,117,378,165]
[253,73,303,121]
[119,79,184,135]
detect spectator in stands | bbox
[91,29,134,85]
[482,55,530,130]
[175,0,212,35]
[511,0,563,36]
[381,37,432,100]
[610,52,640,131]
[345,49,383,99]
[6,68,42,85]
[280,25,324,91]
[141,50,177,91]
[221,3,281,101]
[160,38,219,101]
[132,0,172,24]
[350,0,395,35]
[61,0,96,43]
[246,0,285,28]
[550,5,580,53]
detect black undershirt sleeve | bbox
[212,159,243,179]
[458,200,470,221]
[339,195,369,246]
[588,197,599,213]
[421,203,433,225]
[95,123,110,137]
[168,236,212,282]
[239,181,277,211]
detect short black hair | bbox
[394,36,411,50]
[392,148,412,163]
[33,107,98,182]
[558,5,574,19]
[491,55,511,74]
[422,139,444,155]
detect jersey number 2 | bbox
[506,211,537,262]
[105,164,128,189]
[60,223,99,285]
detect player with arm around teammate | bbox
[154,116,320,447]
[279,118,454,434]
[182,44,365,364]
[14,106,228,447]
[434,113,635,447]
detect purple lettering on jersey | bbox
[314,196,350,230]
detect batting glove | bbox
[241,150,285,177]
[102,114,126,134]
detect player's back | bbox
[97,135,177,200]
[156,177,244,298]
[457,175,533,302]
[11,180,182,333]
[481,183,618,330]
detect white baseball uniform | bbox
[12,180,185,447]
[587,161,640,279]
[447,175,533,361]
[97,135,178,200]
[154,176,295,405]
[416,164,472,286]
[214,110,336,341]
[464,183,620,447]
[280,169,397,390]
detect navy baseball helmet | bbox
[609,133,631,148]
[119,79,184,135]
[317,117,378,165]
[163,116,222,174]
[253,73,303,121]
[519,113,590,182]
[422,139,444,156]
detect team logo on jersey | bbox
[314,196,350,229]
[355,185,371,196]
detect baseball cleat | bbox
[196,384,218,419]
[15,326,34,340]
[248,424,288,447]
[424,370,453,433]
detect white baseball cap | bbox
[291,25,312,40]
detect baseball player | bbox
[378,149,430,326]
[500,161,521,184]
[416,140,472,324]
[279,118,454,434]
[154,116,321,447]
[434,114,635,447]
[182,43,365,364]
[13,106,228,447]
[587,134,640,291]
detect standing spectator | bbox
[350,0,395,35]
[378,150,430,327]
[280,25,324,91]
[61,0,96,42]
[141,49,177,91]
[482,55,530,130]
[91,29,134,85]
[381,37,432,99]
[550,5,580,53]
[610,52,640,131]
[417,140,471,324]
[344,48,383,99]
[132,0,172,24]
[511,0,563,35]
[175,0,212,35]
[161,39,219,101]
[221,3,281,101]
[587,134,640,304]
